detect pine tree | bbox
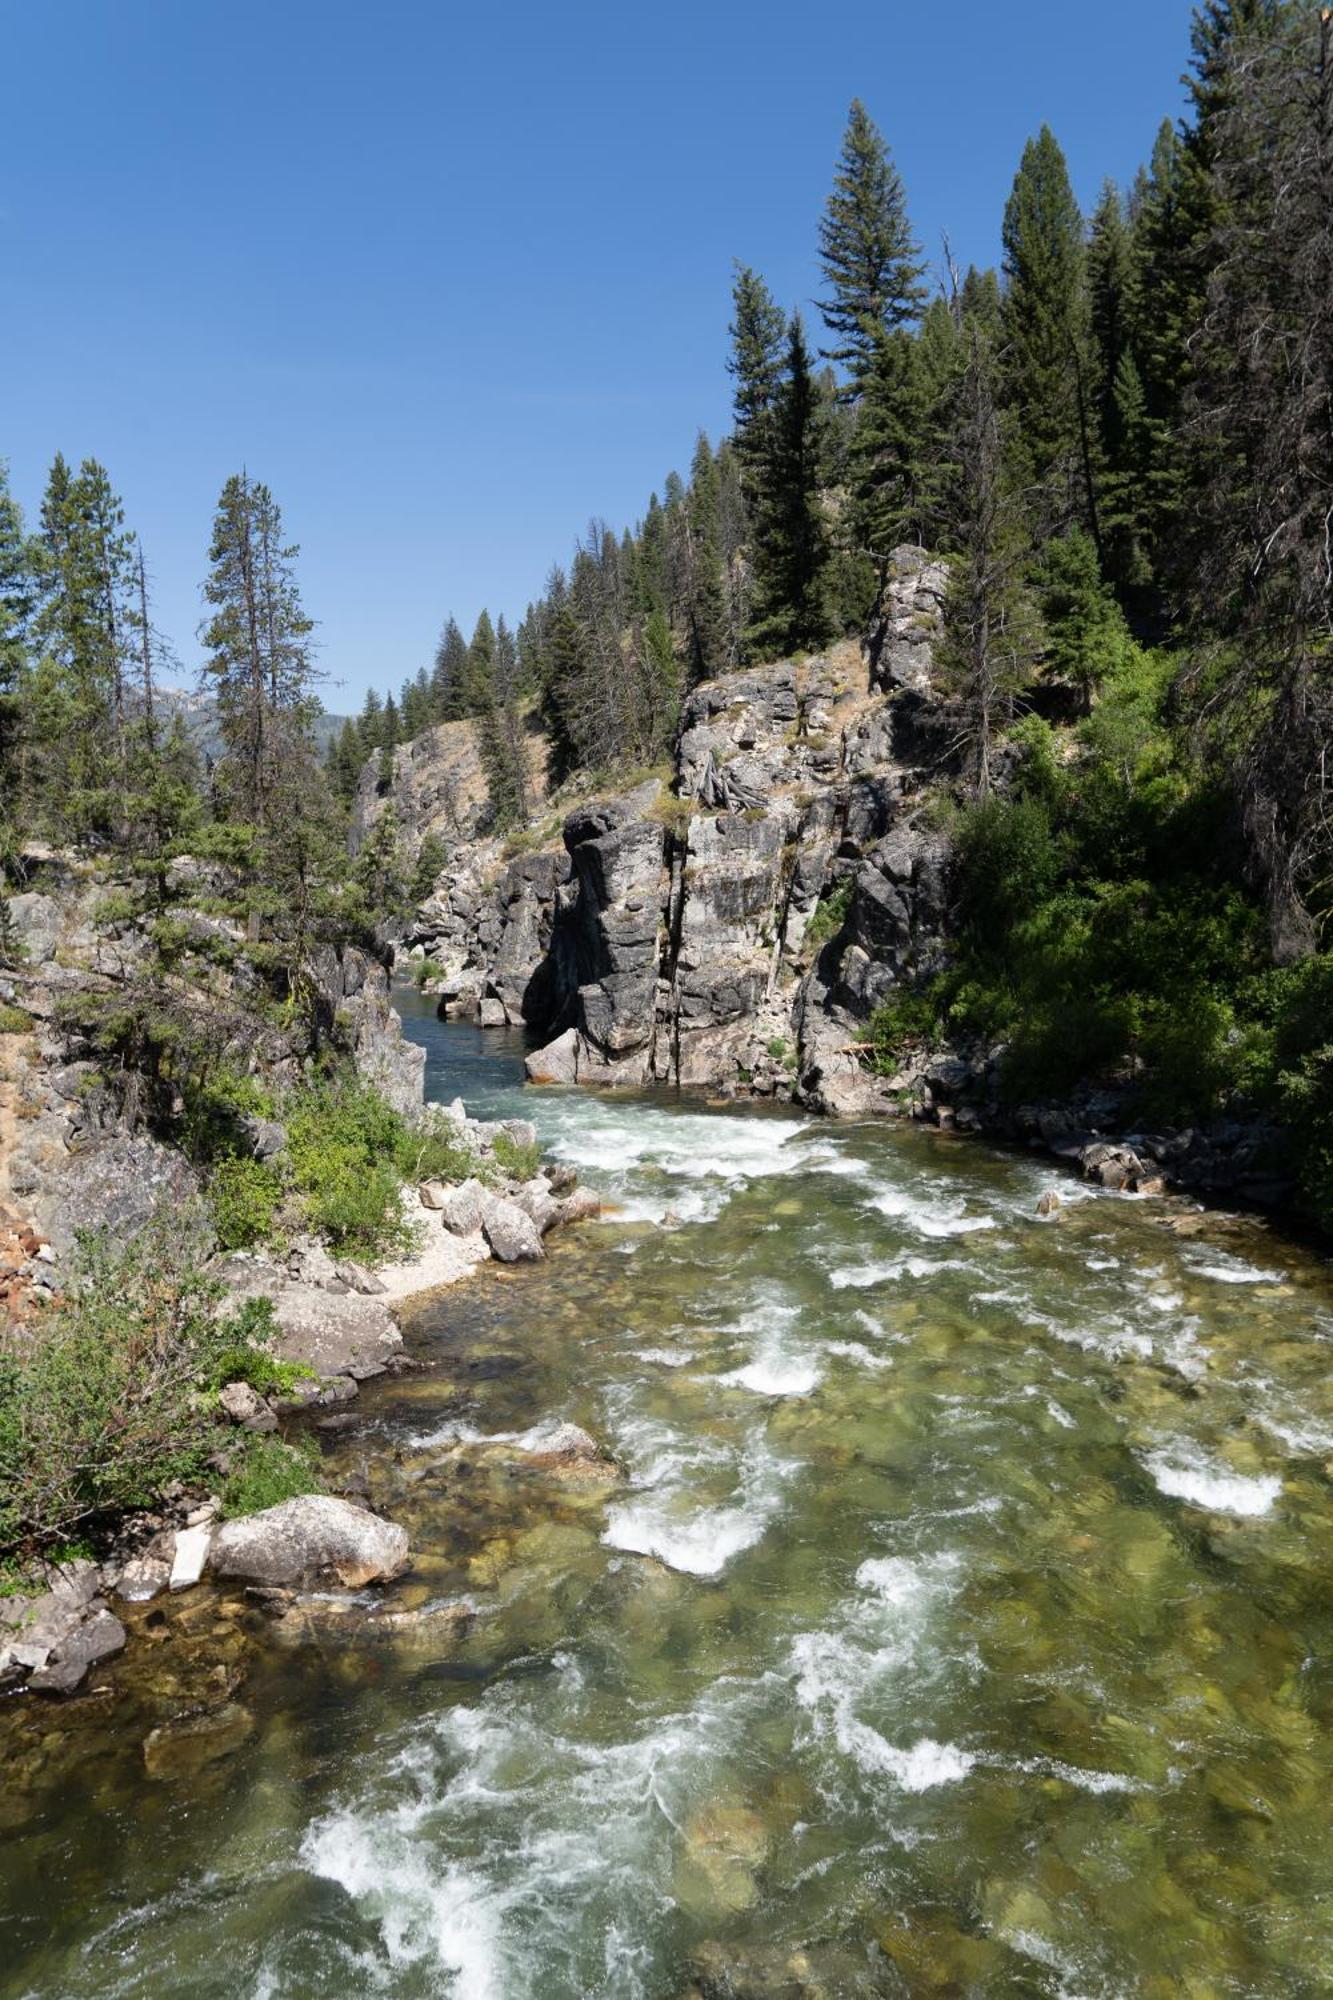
[851,326,929,560]
[0,465,36,818]
[937,328,1043,797]
[30,455,137,832]
[682,433,728,684]
[199,471,318,826]
[817,100,926,398]
[466,610,496,716]
[378,695,400,789]
[728,265,787,503]
[749,314,833,656]
[1184,2,1333,956]
[1001,126,1098,538]
[477,613,530,830]
[431,616,470,722]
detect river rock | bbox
[115,1554,171,1603]
[439,1177,488,1235]
[218,1380,278,1431]
[419,1179,449,1210]
[143,1701,254,1781]
[208,1495,410,1589]
[227,1276,403,1379]
[557,1187,602,1227]
[512,1182,560,1233]
[525,1027,579,1084]
[25,1606,127,1695]
[480,1194,544,1263]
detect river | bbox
[5,992,1333,1997]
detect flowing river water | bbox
[7,992,1333,1997]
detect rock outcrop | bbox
[405,551,956,1100]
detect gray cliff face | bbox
[406,548,957,1106]
[0,874,422,1252]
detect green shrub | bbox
[0,1004,33,1035]
[402,1114,476,1185]
[491,1132,541,1181]
[285,1075,417,1261]
[805,877,853,949]
[93,888,141,928]
[0,1220,278,1556]
[220,1433,322,1518]
[209,1156,285,1249]
[413,957,447,988]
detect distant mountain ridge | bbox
[154,686,348,762]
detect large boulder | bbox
[223,1270,403,1380]
[27,1131,203,1258]
[481,1194,545,1263]
[208,1495,409,1589]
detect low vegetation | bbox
[0,1223,320,1559]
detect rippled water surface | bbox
[7,992,1333,1997]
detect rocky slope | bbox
[351,713,551,861]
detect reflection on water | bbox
[5,989,1333,1997]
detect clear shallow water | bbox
[6,994,1333,1996]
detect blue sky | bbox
[5,1,1194,714]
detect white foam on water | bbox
[824,1339,893,1372]
[405,1420,503,1451]
[1254,1408,1333,1455]
[634,1344,695,1367]
[1144,1447,1281,1516]
[870,1184,998,1239]
[602,1498,769,1575]
[1004,1755,1148,1795]
[1187,1253,1282,1286]
[790,1552,972,1794]
[1086,1256,1120,1272]
[719,1352,821,1396]
[828,1251,960,1290]
[302,1816,506,1999]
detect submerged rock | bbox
[142,1701,254,1782]
[208,1495,409,1589]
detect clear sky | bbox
[4,0,1194,714]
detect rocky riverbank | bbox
[373,548,1289,1219]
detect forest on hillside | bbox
[2,0,1331,1213]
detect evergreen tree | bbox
[1001,126,1099,537]
[199,471,318,826]
[1184,1,1333,956]
[377,695,400,788]
[817,100,926,398]
[937,328,1043,797]
[682,433,728,684]
[728,265,787,501]
[477,613,530,830]
[749,314,832,656]
[0,466,36,817]
[431,616,470,722]
[466,610,496,716]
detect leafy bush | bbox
[402,1113,476,1186]
[491,1132,540,1181]
[209,1156,285,1249]
[0,1220,292,1556]
[284,1075,417,1261]
[805,877,853,950]
[220,1433,322,1518]
[0,1004,33,1035]
[413,956,446,988]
